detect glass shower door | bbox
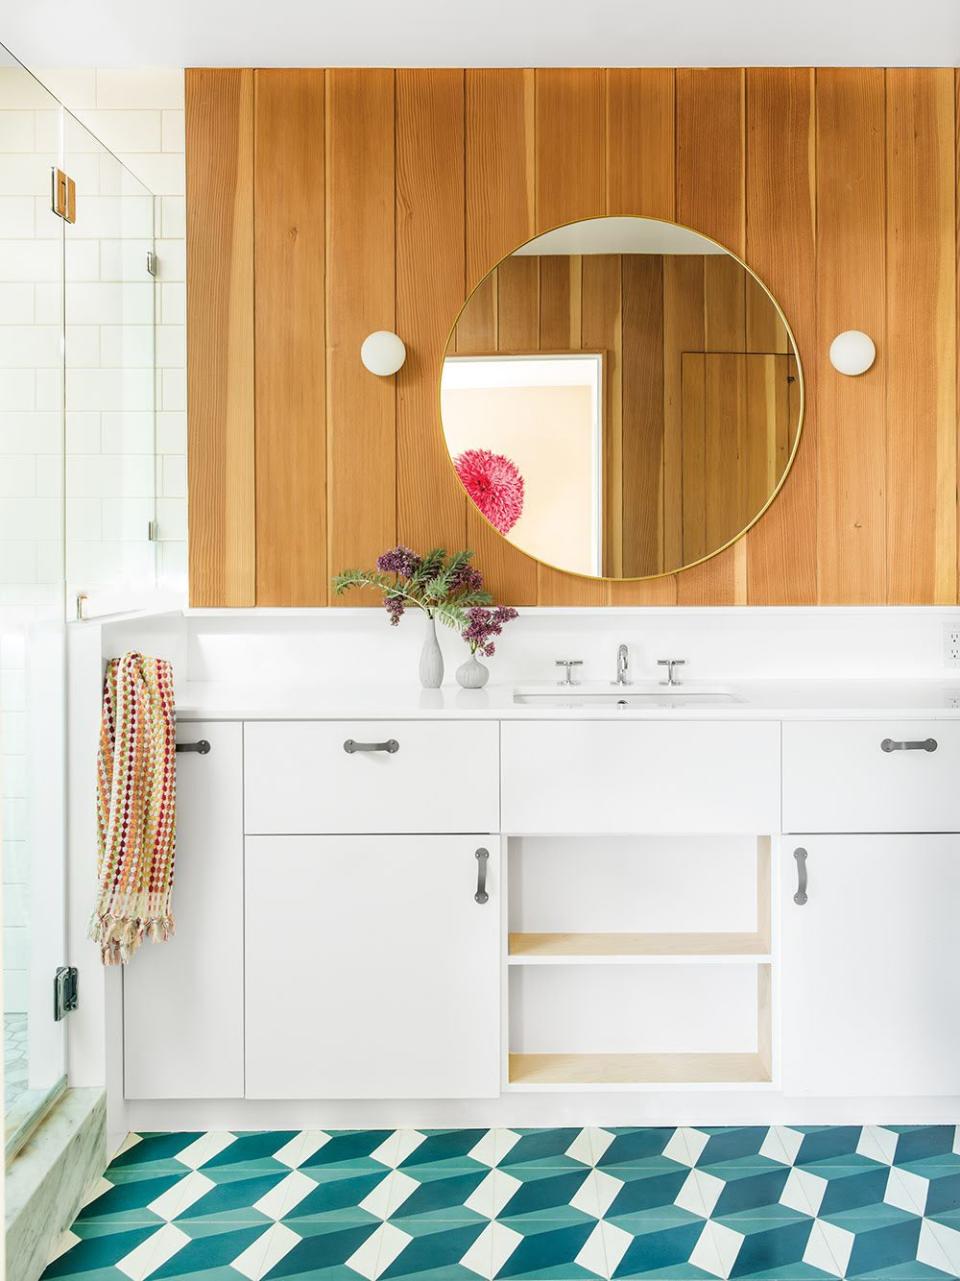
[0,47,68,1148]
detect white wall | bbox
[38,67,187,596]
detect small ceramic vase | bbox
[456,653,489,689]
[419,614,444,689]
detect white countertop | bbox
[175,677,960,721]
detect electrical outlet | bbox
[944,621,960,668]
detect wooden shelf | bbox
[508,1051,772,1087]
[508,931,771,963]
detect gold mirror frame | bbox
[438,214,805,583]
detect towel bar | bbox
[176,740,211,755]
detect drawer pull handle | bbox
[881,737,937,753]
[474,847,489,904]
[343,739,399,754]
[176,740,210,755]
[793,847,808,906]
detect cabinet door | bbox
[124,721,244,1098]
[781,834,960,1096]
[245,835,500,1098]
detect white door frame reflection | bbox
[441,353,604,577]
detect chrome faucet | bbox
[614,643,632,686]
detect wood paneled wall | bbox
[186,67,959,607]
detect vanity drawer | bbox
[243,720,499,834]
[783,721,960,833]
[501,721,780,834]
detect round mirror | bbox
[440,216,802,580]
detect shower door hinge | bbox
[147,519,159,541]
[53,966,79,1021]
[51,168,77,223]
[146,250,158,277]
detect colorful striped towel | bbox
[89,652,177,966]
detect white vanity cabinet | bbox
[123,721,244,1099]
[781,835,960,1096]
[244,834,501,1098]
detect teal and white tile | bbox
[41,1126,960,1281]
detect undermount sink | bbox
[513,681,744,708]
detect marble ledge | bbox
[175,677,960,722]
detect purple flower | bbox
[384,594,406,626]
[377,546,421,578]
[462,604,519,657]
[450,563,484,594]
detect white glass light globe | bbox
[829,330,875,376]
[360,330,406,376]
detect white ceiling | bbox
[4,0,959,68]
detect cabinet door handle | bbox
[176,740,210,755]
[793,847,808,906]
[343,739,399,754]
[881,737,937,753]
[474,847,489,904]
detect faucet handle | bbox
[657,658,686,686]
[555,659,583,686]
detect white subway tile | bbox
[3,924,28,968]
[0,541,37,583]
[0,283,35,324]
[0,711,26,754]
[0,456,37,497]
[1,755,26,802]
[156,411,185,455]
[34,284,62,324]
[0,631,25,669]
[101,496,155,540]
[77,109,162,154]
[66,538,123,585]
[156,497,187,541]
[36,537,62,583]
[118,152,184,197]
[0,412,60,455]
[0,371,36,411]
[100,324,154,368]
[3,880,29,925]
[158,539,187,587]
[36,455,63,497]
[161,109,184,152]
[100,411,154,454]
[65,193,155,241]
[0,497,61,540]
[156,324,184,368]
[35,68,98,109]
[0,68,58,110]
[96,69,184,111]
[64,240,101,283]
[160,282,185,326]
[154,238,184,282]
[66,411,102,454]
[0,155,51,197]
[3,840,28,884]
[161,367,185,412]
[159,195,184,240]
[0,112,37,153]
[67,451,154,498]
[0,325,60,369]
[0,196,35,238]
[65,325,102,369]
[99,237,154,282]
[66,367,154,413]
[65,281,154,325]
[161,453,186,498]
[0,240,62,283]
[35,368,64,410]
[66,497,102,540]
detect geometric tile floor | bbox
[41,1127,960,1280]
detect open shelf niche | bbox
[505,834,774,1087]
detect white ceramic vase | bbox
[419,614,444,688]
[456,653,489,689]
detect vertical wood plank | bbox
[886,69,957,603]
[254,70,326,605]
[606,69,678,604]
[185,69,256,606]
[396,70,467,557]
[675,69,745,604]
[816,69,886,604]
[621,254,664,577]
[745,68,818,605]
[463,69,539,603]
[535,69,606,604]
[455,271,497,354]
[326,69,396,601]
[582,255,623,576]
[663,257,705,572]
